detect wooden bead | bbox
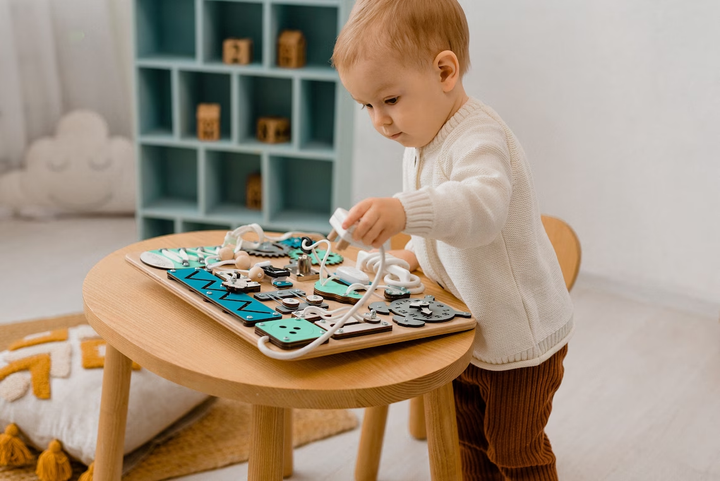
[248,265,264,282]
[219,247,235,261]
[235,255,251,270]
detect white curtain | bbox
[0,0,133,174]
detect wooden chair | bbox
[357,215,581,480]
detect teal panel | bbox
[136,0,196,59]
[168,267,283,325]
[140,145,199,210]
[237,75,292,142]
[205,150,262,214]
[204,1,264,65]
[144,246,220,268]
[141,217,175,238]
[268,156,332,216]
[300,79,335,150]
[180,221,232,233]
[138,68,173,136]
[179,71,232,140]
[255,318,325,349]
[272,4,338,68]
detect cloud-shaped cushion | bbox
[0,110,135,217]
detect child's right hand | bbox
[342,197,406,249]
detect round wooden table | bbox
[83,231,475,480]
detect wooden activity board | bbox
[125,243,476,360]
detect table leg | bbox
[424,383,462,481]
[355,404,389,481]
[249,405,285,481]
[408,396,427,440]
[283,408,293,478]
[95,344,133,481]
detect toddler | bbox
[332,1,574,479]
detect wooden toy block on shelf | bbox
[223,38,253,65]
[246,173,262,210]
[197,104,220,141]
[277,30,306,68]
[257,116,290,144]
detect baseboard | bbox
[577,272,720,321]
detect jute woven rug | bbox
[0,314,359,481]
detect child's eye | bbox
[385,97,398,105]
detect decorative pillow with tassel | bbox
[0,325,209,479]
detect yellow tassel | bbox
[78,462,94,481]
[0,423,33,467]
[36,439,72,481]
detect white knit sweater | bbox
[394,97,574,371]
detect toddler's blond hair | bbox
[332,0,470,76]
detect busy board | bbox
[124,242,476,360]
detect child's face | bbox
[340,54,454,148]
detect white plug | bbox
[327,207,374,251]
[335,266,370,285]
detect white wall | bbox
[350,0,720,307]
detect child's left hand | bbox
[342,197,406,248]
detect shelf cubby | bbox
[236,75,293,144]
[137,68,173,138]
[202,1,264,66]
[204,150,264,223]
[180,220,233,233]
[299,79,336,152]
[270,4,338,70]
[140,145,199,214]
[136,0,196,61]
[141,217,176,238]
[266,155,333,231]
[178,71,232,141]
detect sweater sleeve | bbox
[395,122,513,249]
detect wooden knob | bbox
[282,298,301,309]
[306,295,323,306]
[248,265,264,281]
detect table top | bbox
[83,231,476,409]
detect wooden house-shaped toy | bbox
[277,30,306,68]
[246,173,262,210]
[197,104,220,141]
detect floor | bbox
[2,216,720,480]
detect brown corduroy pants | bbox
[453,344,568,481]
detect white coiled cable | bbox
[356,250,424,294]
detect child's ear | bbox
[435,50,461,92]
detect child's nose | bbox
[373,111,392,130]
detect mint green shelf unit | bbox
[133,0,356,239]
